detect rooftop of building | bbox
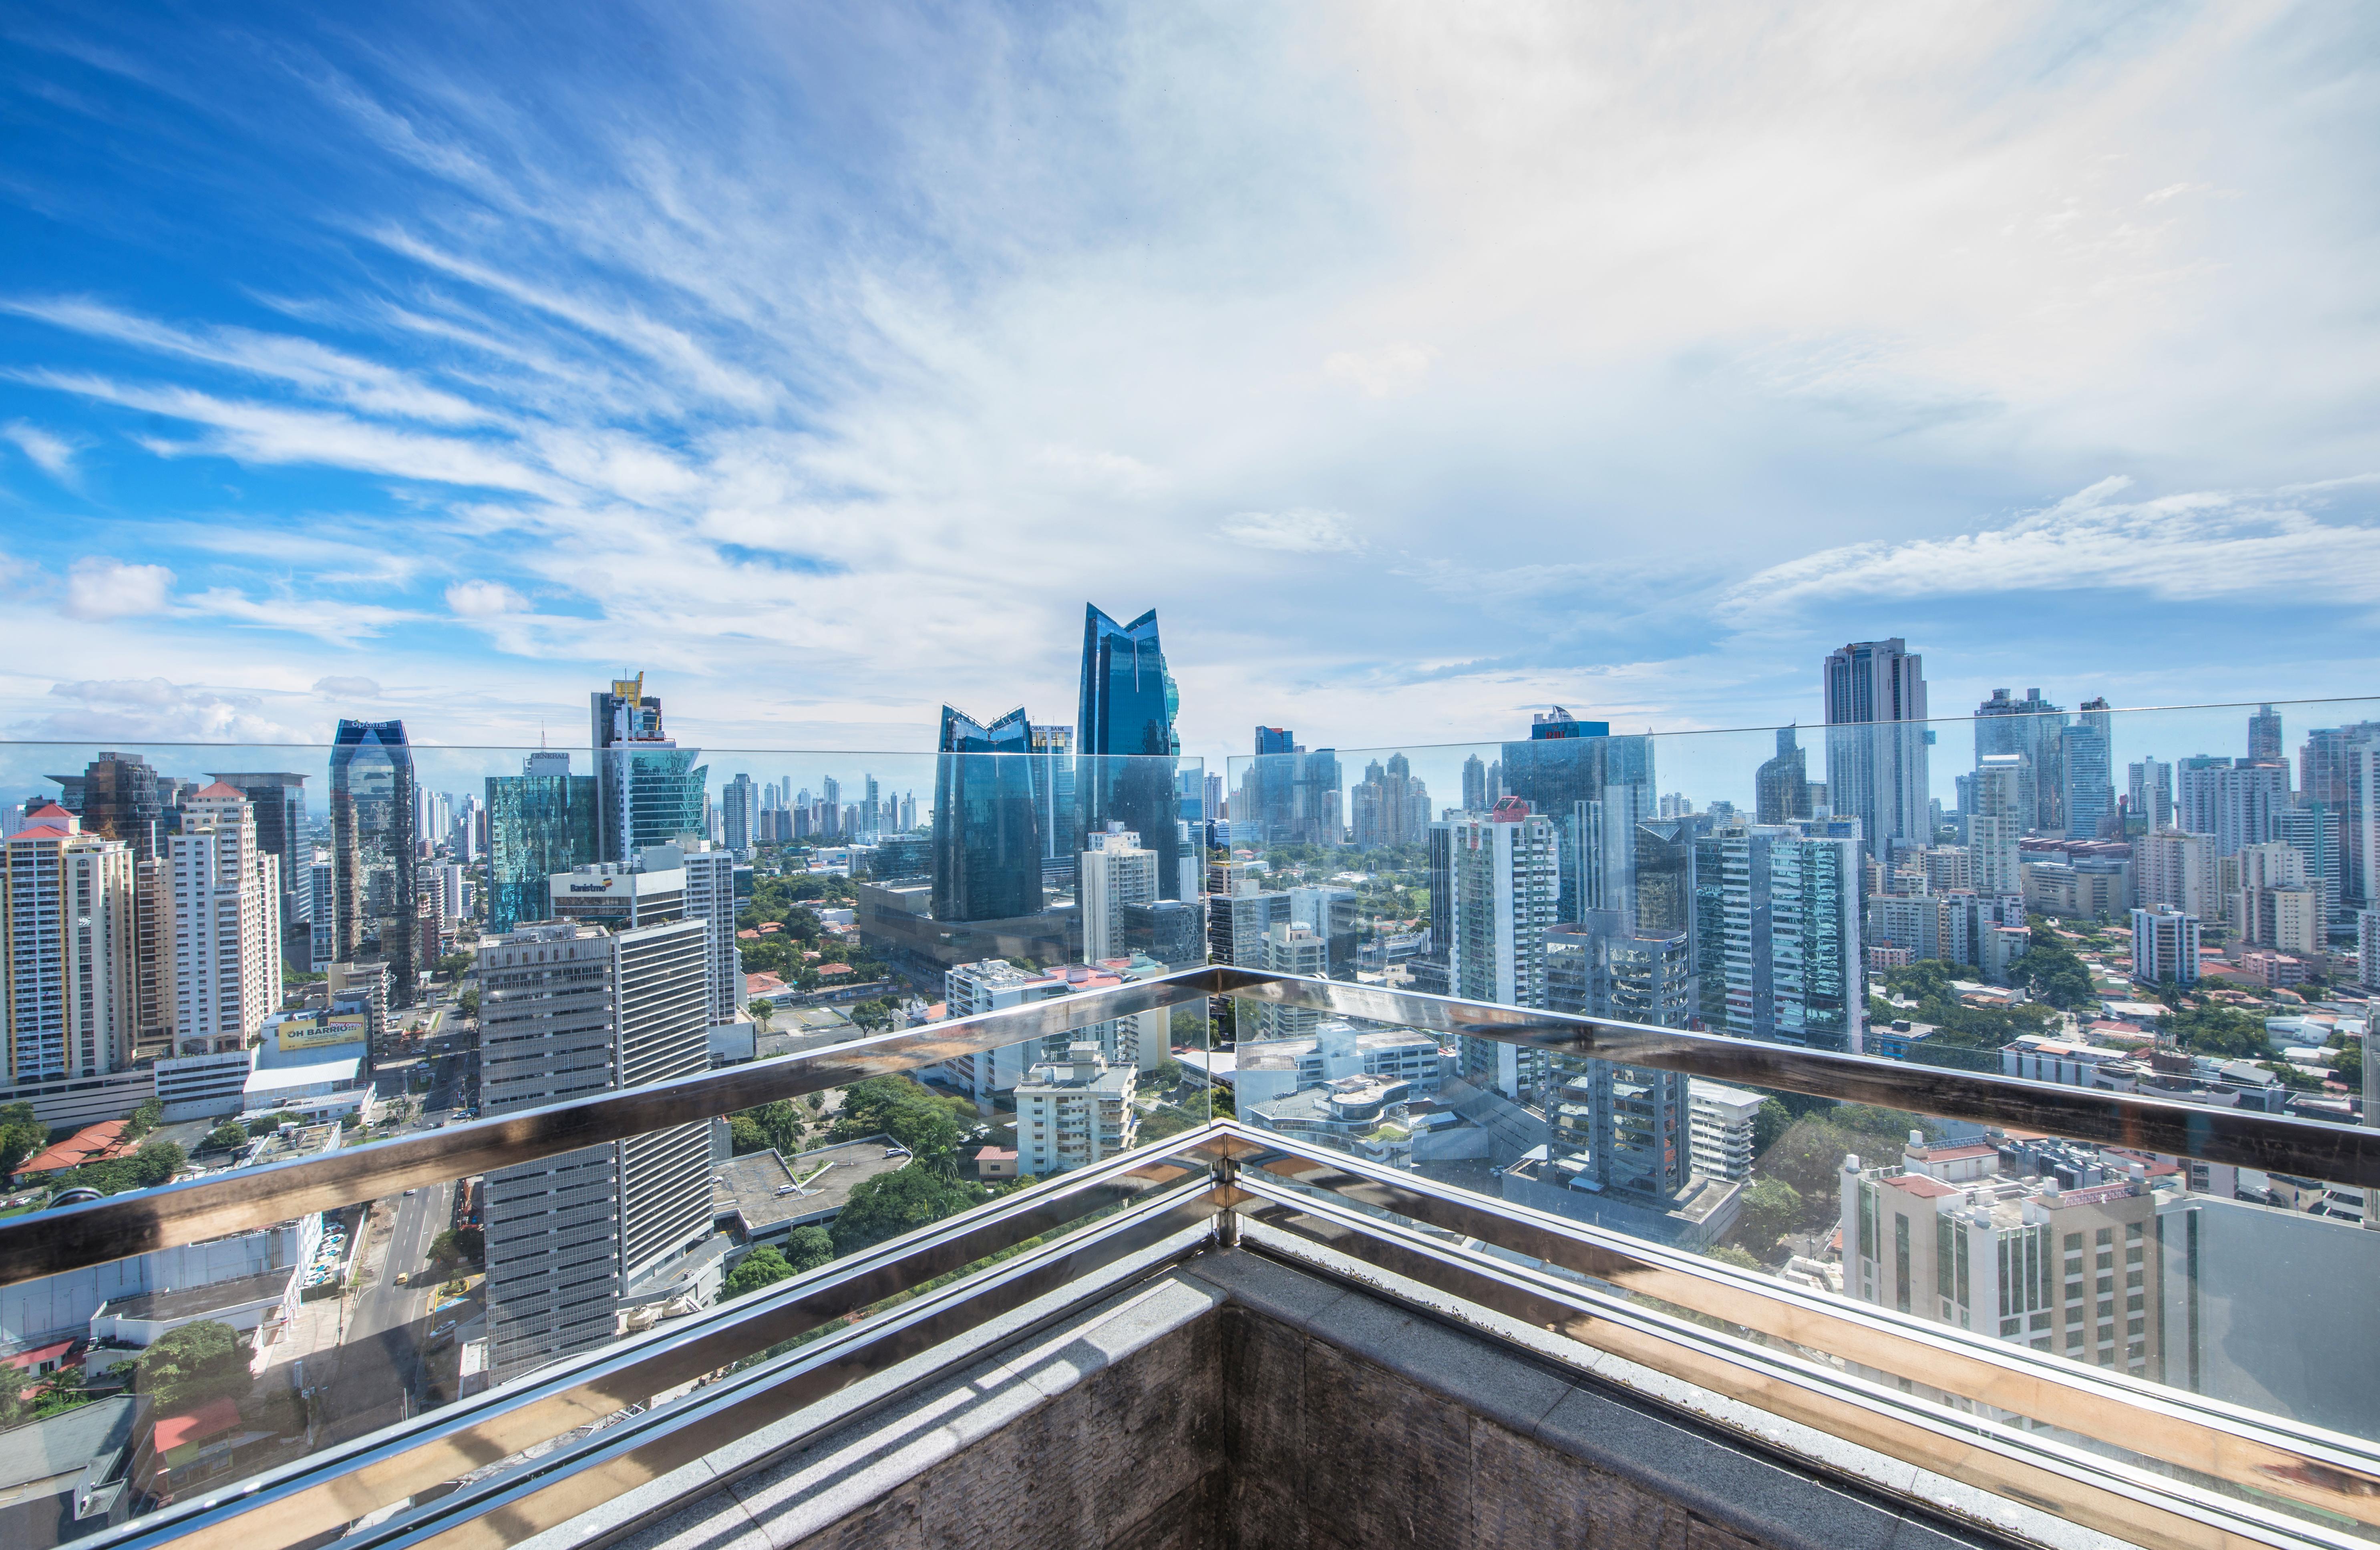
[712,1136,915,1235]
[18,1119,135,1175]
[1882,1172,1962,1199]
[98,1268,292,1324]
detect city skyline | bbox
[4,6,2379,759]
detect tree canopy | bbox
[2165,1004,2270,1061]
[121,1319,249,1412]
[829,1167,988,1255]
[2008,933,2095,1011]
[0,1103,47,1177]
[46,1139,185,1196]
[829,1077,971,1162]
[730,1100,807,1158]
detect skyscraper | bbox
[2250,704,2284,765]
[1028,724,1080,882]
[1080,827,1157,962]
[1766,825,1863,1053]
[2277,804,2346,933]
[933,705,1044,924]
[721,774,759,855]
[2128,758,2174,833]
[171,783,284,1057]
[479,918,712,1382]
[1498,709,1654,926]
[204,772,310,969]
[1078,606,1183,900]
[1446,799,1560,1098]
[1461,753,1489,813]
[48,753,167,861]
[1754,726,1810,826]
[2060,699,2114,839]
[2,808,137,1083]
[1975,688,2065,833]
[591,676,707,863]
[330,719,418,1009]
[1349,753,1430,849]
[485,752,601,935]
[1970,754,2026,896]
[2176,758,2289,857]
[1822,640,1929,866]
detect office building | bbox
[722,774,759,855]
[1497,709,1658,926]
[330,718,419,1008]
[2061,699,2114,839]
[1287,883,1359,980]
[486,752,602,934]
[1970,754,2026,896]
[1258,922,1330,1041]
[1014,1042,1137,1176]
[1460,754,1490,813]
[2277,803,2346,932]
[479,918,715,1381]
[592,674,708,864]
[2249,704,2283,765]
[1077,605,1184,900]
[1755,726,1811,826]
[676,843,745,1025]
[1238,731,1342,849]
[1823,640,1930,865]
[1028,724,1080,882]
[932,705,1045,924]
[1231,1021,1444,1109]
[2132,907,2201,988]
[1445,799,1560,1097]
[2,808,138,1086]
[1081,826,1157,963]
[1769,826,1863,1053]
[2127,759,2174,833]
[205,772,310,970]
[1349,753,1431,849]
[1975,689,2066,833]
[170,784,284,1058]
[2176,758,2289,858]
[2361,911,2380,993]
[47,752,167,861]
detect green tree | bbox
[829,1167,988,1255]
[427,1226,484,1268]
[784,1224,834,1273]
[457,988,481,1019]
[0,1103,47,1177]
[1703,1244,1764,1272]
[2010,935,2095,1011]
[731,1100,805,1157]
[207,1122,252,1153]
[728,1114,771,1155]
[829,1077,969,1161]
[435,950,473,978]
[1733,1177,1803,1252]
[123,1097,164,1141]
[849,997,897,1033]
[724,1244,795,1299]
[123,1319,249,1411]
[245,1112,303,1138]
[746,998,776,1031]
[1155,1059,1186,1091]
[2337,1037,2363,1096]
[2166,1005,2270,1060]
[1751,1098,1792,1157]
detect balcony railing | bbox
[4,968,2378,1550]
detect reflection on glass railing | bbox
[1216,696,2380,1454]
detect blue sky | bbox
[4,1,2379,767]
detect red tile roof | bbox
[153,1395,241,1453]
[1,1339,75,1372]
[18,1119,134,1174]
[1883,1173,1960,1199]
[190,781,247,801]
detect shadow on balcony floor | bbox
[547,1235,2122,1550]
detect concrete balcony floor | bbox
[537,1226,2124,1550]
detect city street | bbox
[313,1180,457,1443]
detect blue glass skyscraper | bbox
[933,705,1045,923]
[592,674,707,861]
[1076,605,1183,900]
[330,718,418,1007]
[487,752,602,932]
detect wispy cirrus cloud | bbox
[3,420,82,485]
[1724,476,2380,619]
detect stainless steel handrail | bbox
[6,966,2374,1287]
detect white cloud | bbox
[185,588,416,646]
[1724,477,2380,618]
[62,557,173,620]
[1322,342,1436,399]
[1219,508,1362,554]
[4,421,80,484]
[313,675,382,698]
[446,579,525,616]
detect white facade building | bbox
[2136,830,2217,919]
[169,783,284,1057]
[1688,1080,1764,1182]
[1014,1042,1137,1176]
[1445,801,1560,1099]
[2132,907,2201,988]
[1080,827,1156,964]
